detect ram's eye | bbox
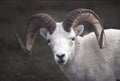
[47,39,51,43]
[72,37,75,41]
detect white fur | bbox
[40,22,120,81]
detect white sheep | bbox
[16,8,120,81]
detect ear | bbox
[74,25,84,36]
[40,28,48,39]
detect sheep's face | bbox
[40,22,84,65]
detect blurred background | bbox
[0,0,120,81]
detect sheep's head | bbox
[16,8,106,65]
[40,22,84,65]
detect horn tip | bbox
[98,29,105,49]
[16,33,32,57]
[24,50,32,57]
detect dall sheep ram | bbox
[16,8,120,81]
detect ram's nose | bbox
[56,54,65,60]
[56,54,65,64]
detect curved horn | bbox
[16,13,56,56]
[63,8,105,49]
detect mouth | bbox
[57,60,66,65]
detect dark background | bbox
[0,0,120,81]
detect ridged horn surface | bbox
[63,8,105,48]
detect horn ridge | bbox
[27,13,56,34]
[63,8,105,48]
[63,8,103,30]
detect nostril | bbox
[56,54,65,59]
[61,54,65,59]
